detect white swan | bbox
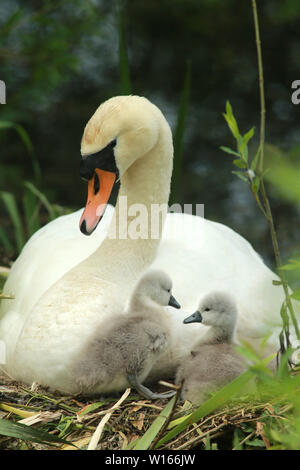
[0,95,298,393]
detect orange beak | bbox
[79,168,116,235]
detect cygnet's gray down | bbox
[71,269,181,399]
[176,291,246,405]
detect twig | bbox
[128,401,163,411]
[251,0,300,341]
[174,422,227,450]
[232,431,255,450]
[0,294,14,300]
[87,388,131,450]
[158,380,181,391]
[164,408,229,449]
[252,1,265,176]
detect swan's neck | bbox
[81,121,173,282]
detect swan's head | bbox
[132,269,181,310]
[79,95,162,235]
[183,291,238,331]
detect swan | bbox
[0,95,298,393]
[71,269,180,398]
[176,291,246,404]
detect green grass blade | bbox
[0,269,9,291]
[0,191,25,253]
[0,418,74,447]
[77,401,107,417]
[154,370,253,449]
[117,3,132,95]
[170,61,191,204]
[24,182,56,220]
[0,8,23,38]
[22,187,41,237]
[0,226,14,254]
[0,121,41,183]
[132,396,176,450]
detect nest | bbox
[0,371,292,450]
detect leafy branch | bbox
[220,0,300,348]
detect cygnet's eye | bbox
[167,288,171,293]
[204,308,211,312]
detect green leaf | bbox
[251,146,260,171]
[0,418,74,447]
[235,344,260,364]
[246,438,265,447]
[272,280,282,286]
[0,8,23,37]
[237,134,248,163]
[77,401,106,417]
[23,188,41,237]
[0,121,41,183]
[280,260,300,271]
[261,168,271,178]
[233,159,247,169]
[0,270,9,291]
[232,171,249,183]
[219,146,241,157]
[243,127,255,146]
[132,396,176,450]
[291,291,300,301]
[24,182,56,220]
[252,175,260,194]
[0,191,25,253]
[223,101,240,139]
[233,429,244,450]
[0,226,14,254]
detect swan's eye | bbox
[94,171,100,195]
[109,139,117,148]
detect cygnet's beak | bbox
[168,295,181,309]
[183,310,202,324]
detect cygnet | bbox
[176,291,246,405]
[72,269,181,399]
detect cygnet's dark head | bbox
[183,291,237,330]
[133,269,181,309]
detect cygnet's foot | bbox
[127,374,176,400]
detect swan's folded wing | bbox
[0,205,114,322]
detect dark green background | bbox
[1,0,300,267]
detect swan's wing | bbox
[0,205,114,321]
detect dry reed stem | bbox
[87,388,131,450]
